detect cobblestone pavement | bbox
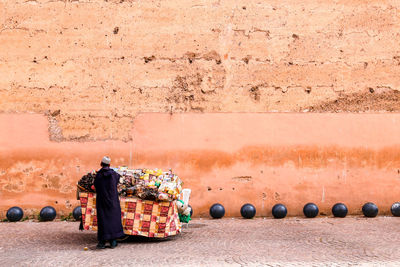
[1,217,400,266]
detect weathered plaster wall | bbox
[1,0,400,141]
[1,113,400,217]
[1,0,400,217]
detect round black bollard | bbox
[240,203,256,219]
[272,204,287,219]
[391,202,400,217]
[209,203,225,219]
[362,202,378,218]
[303,203,319,218]
[332,203,348,218]
[188,205,193,217]
[40,206,57,221]
[6,206,24,222]
[72,206,82,221]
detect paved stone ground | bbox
[1,217,400,266]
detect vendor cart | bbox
[79,192,181,238]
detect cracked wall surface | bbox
[1,0,400,141]
[2,113,400,217]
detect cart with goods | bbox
[77,167,192,238]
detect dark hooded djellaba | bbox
[94,156,124,249]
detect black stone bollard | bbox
[362,202,378,218]
[240,203,256,219]
[391,202,400,217]
[209,203,225,219]
[332,203,348,218]
[303,203,319,218]
[188,204,193,217]
[6,207,24,222]
[40,206,57,221]
[72,206,82,221]
[272,204,287,219]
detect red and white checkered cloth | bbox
[80,192,181,238]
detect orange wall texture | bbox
[1,0,400,217]
[1,113,400,217]
[2,0,400,141]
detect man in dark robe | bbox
[94,156,124,249]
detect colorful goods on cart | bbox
[177,199,192,223]
[78,167,191,227]
[77,167,183,202]
[77,171,96,192]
